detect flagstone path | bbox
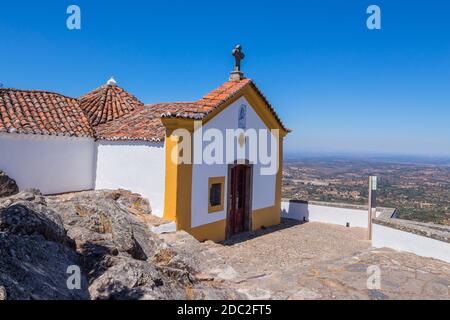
[195,220,450,300]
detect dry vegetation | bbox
[283,157,450,225]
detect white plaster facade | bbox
[0,97,279,223]
[191,96,279,228]
[0,133,96,195]
[0,134,166,216]
[372,223,450,263]
[281,200,369,228]
[282,200,450,263]
[95,140,166,216]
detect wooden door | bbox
[229,165,249,235]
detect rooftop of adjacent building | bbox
[0,46,289,141]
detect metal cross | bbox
[232,45,245,72]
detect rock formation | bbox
[0,171,19,198]
[0,189,241,300]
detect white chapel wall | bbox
[191,96,278,228]
[0,133,95,195]
[95,140,166,216]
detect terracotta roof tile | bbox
[0,78,288,142]
[79,84,143,126]
[161,79,289,132]
[0,89,93,138]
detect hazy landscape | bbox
[282,154,450,226]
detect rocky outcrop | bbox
[0,171,19,198]
[0,189,45,210]
[46,190,158,261]
[0,189,241,300]
[0,191,88,300]
[0,201,75,247]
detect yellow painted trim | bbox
[208,176,225,213]
[188,219,227,242]
[163,129,179,221]
[275,135,284,224]
[163,127,284,241]
[188,202,281,243]
[161,117,196,131]
[163,126,194,231]
[162,86,286,242]
[252,206,280,230]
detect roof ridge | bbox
[160,78,290,132]
[145,102,197,107]
[0,88,77,100]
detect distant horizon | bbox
[284,149,450,164]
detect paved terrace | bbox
[164,220,450,300]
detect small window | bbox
[210,183,222,207]
[208,177,225,213]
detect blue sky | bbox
[1,1,449,156]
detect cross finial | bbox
[232,45,245,72]
[230,45,245,81]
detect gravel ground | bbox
[201,219,450,300]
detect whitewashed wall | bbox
[372,223,450,263]
[95,140,166,216]
[191,96,278,228]
[0,133,95,195]
[281,200,369,228]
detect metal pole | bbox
[367,176,378,240]
[368,176,373,240]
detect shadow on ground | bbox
[220,218,305,245]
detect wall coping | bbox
[282,198,449,244]
[0,132,94,143]
[373,217,450,244]
[282,198,395,215]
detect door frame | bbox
[225,160,253,239]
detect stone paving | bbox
[201,220,450,300]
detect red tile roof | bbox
[0,89,93,138]
[161,79,289,132]
[0,79,288,142]
[79,84,144,126]
[93,103,203,141]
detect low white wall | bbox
[281,201,369,228]
[95,140,166,217]
[372,223,450,263]
[0,133,95,195]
